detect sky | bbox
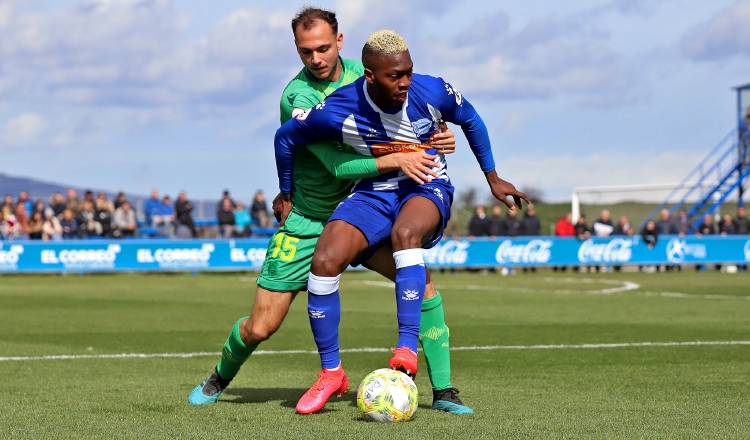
[1,0,750,203]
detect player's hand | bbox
[486,170,531,210]
[394,152,440,184]
[272,192,293,226]
[430,121,455,154]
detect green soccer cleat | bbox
[432,388,474,414]
[189,369,231,405]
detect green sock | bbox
[419,291,452,391]
[216,317,258,381]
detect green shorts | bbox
[256,210,326,292]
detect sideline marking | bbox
[361,278,641,295]
[2,341,748,362]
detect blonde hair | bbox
[363,29,408,55]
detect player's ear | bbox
[364,68,375,84]
[337,33,343,51]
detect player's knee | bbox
[392,223,422,250]
[248,320,279,343]
[311,251,347,277]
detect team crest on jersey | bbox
[411,118,434,136]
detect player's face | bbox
[294,21,343,82]
[365,51,413,108]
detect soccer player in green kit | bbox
[189,7,472,414]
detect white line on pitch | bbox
[1,340,748,362]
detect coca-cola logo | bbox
[422,240,469,265]
[495,239,552,264]
[577,238,634,263]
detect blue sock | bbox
[307,274,341,370]
[393,249,426,353]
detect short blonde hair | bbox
[363,30,408,55]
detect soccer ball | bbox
[356,368,418,422]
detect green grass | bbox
[1,270,749,439]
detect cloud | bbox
[1,112,47,145]
[681,0,750,61]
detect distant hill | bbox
[0,171,98,198]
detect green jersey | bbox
[279,58,377,220]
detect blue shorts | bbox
[328,180,454,264]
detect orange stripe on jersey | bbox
[370,141,431,156]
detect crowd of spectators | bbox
[0,187,273,241]
[552,207,750,245]
[467,204,541,238]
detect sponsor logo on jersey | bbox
[432,188,444,202]
[370,141,430,156]
[666,238,707,263]
[41,244,121,269]
[495,239,553,264]
[444,83,462,106]
[401,289,420,301]
[422,239,470,265]
[577,238,634,263]
[295,108,313,121]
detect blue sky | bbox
[1,0,749,202]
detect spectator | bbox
[218,190,235,218]
[42,210,62,240]
[655,209,677,235]
[486,205,505,237]
[13,203,28,236]
[641,220,658,249]
[522,204,541,236]
[468,206,488,238]
[96,192,115,213]
[95,192,115,236]
[160,196,175,236]
[719,214,736,236]
[49,192,66,217]
[592,209,614,237]
[77,201,103,238]
[555,213,576,237]
[0,211,7,240]
[218,198,237,238]
[2,194,14,219]
[674,209,695,236]
[26,211,44,239]
[17,190,33,218]
[175,191,198,237]
[234,202,252,237]
[504,207,523,237]
[66,188,82,217]
[697,214,716,235]
[59,209,79,239]
[83,190,95,205]
[574,214,590,240]
[735,207,749,234]
[2,209,18,239]
[113,201,137,237]
[114,191,127,210]
[250,190,270,227]
[613,215,633,235]
[33,199,46,216]
[144,189,163,227]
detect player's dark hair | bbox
[291,6,338,37]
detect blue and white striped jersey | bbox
[275,73,496,194]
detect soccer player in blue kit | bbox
[274,30,530,414]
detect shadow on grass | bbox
[223,387,357,412]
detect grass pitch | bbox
[0,270,749,439]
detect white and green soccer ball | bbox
[356,368,418,422]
